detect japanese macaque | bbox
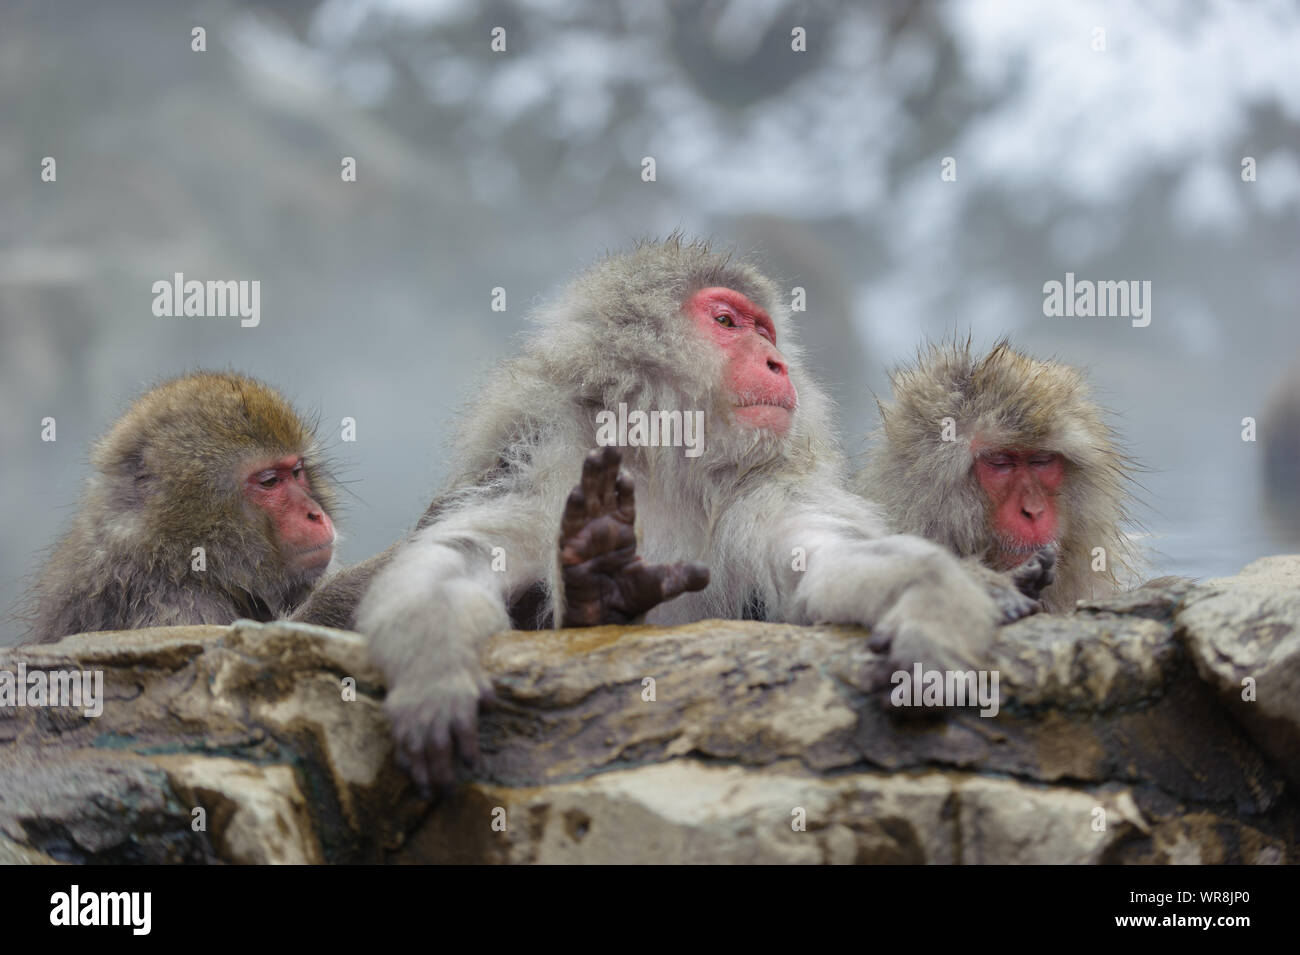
[857,338,1139,612]
[355,237,1044,791]
[24,372,338,643]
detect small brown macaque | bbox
[354,238,1040,793]
[24,372,338,643]
[858,338,1140,612]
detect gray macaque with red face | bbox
[859,338,1140,612]
[353,239,1042,792]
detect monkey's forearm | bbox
[358,532,517,690]
[359,496,555,663]
[787,530,954,626]
[290,545,402,631]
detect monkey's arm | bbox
[739,483,1003,671]
[290,486,488,632]
[355,491,555,793]
[290,546,401,631]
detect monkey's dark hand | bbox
[965,549,1055,624]
[385,661,494,797]
[560,446,710,626]
[1010,545,1057,603]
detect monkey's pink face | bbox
[685,287,798,435]
[974,448,1065,569]
[243,455,336,576]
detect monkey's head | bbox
[90,371,338,608]
[867,337,1136,606]
[529,235,833,474]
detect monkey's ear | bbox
[119,442,149,480]
[101,440,156,507]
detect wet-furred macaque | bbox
[858,338,1139,612]
[355,237,1042,791]
[24,372,338,643]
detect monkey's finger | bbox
[999,595,1041,623]
[393,742,412,773]
[1024,544,1058,580]
[560,484,592,539]
[867,629,893,653]
[596,445,621,512]
[1036,544,1059,587]
[426,737,456,790]
[1010,547,1057,600]
[614,470,637,525]
[657,561,710,600]
[579,447,612,515]
[453,715,480,768]
[402,740,433,797]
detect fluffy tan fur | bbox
[24,371,336,642]
[858,337,1140,611]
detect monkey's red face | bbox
[243,455,336,575]
[974,448,1064,569]
[685,287,798,435]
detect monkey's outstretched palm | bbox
[560,447,710,626]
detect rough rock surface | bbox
[0,624,417,863]
[1176,557,1300,790]
[2,557,1298,864]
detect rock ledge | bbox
[2,557,1297,864]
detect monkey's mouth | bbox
[734,396,797,411]
[290,543,334,573]
[732,402,795,434]
[992,537,1056,570]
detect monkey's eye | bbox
[259,476,279,489]
[292,463,305,479]
[1029,455,1056,468]
[714,313,736,328]
[984,455,1016,471]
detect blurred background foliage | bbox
[2,0,1298,642]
